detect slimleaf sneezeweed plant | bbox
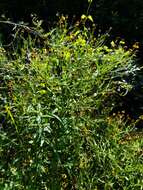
[0,16,143,190]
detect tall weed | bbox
[0,19,142,189]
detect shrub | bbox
[0,19,142,189]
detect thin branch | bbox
[0,20,43,38]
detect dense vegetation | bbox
[0,17,143,189]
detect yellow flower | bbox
[132,42,139,49]
[111,41,116,48]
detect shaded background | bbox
[0,0,143,42]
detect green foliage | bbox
[0,20,143,189]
